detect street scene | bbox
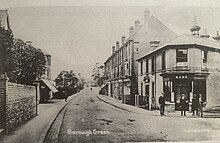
[1,0,220,143]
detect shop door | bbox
[175,85,189,111]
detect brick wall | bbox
[0,75,37,133]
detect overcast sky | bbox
[1,0,220,80]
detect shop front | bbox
[161,72,208,111]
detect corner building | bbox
[137,22,220,111]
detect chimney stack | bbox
[121,36,126,45]
[200,29,210,38]
[144,9,150,23]
[116,41,120,50]
[112,46,115,54]
[190,17,201,36]
[213,31,220,41]
[134,20,141,32]
[150,40,160,50]
[129,26,134,37]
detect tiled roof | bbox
[129,15,177,59]
[137,34,220,61]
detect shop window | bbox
[140,61,143,75]
[146,58,148,74]
[162,52,166,70]
[176,49,188,63]
[163,81,171,101]
[202,50,207,63]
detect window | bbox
[152,82,155,98]
[176,49,188,62]
[162,52,165,70]
[140,61,143,74]
[145,84,149,96]
[146,58,148,74]
[151,56,155,73]
[163,81,171,102]
[141,82,143,96]
[202,50,207,63]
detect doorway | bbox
[175,84,189,111]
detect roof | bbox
[41,79,58,93]
[104,14,177,64]
[137,34,220,61]
[133,15,177,59]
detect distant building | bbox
[39,50,57,103]
[102,10,177,105]
[137,18,220,111]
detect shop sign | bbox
[175,75,188,79]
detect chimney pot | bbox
[116,42,120,50]
[134,20,141,32]
[129,26,134,37]
[112,46,115,54]
[121,36,126,45]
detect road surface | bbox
[44,87,220,143]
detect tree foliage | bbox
[0,27,46,85]
[55,70,79,87]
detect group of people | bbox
[159,93,206,117]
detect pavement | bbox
[97,94,220,118]
[0,92,79,143]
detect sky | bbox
[1,0,220,80]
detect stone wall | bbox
[0,75,37,133]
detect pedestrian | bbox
[192,94,198,116]
[180,94,187,116]
[90,87,92,91]
[198,94,206,118]
[158,93,165,116]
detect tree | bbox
[55,70,79,88]
[0,27,46,85]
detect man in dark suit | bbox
[180,94,187,116]
[159,93,165,116]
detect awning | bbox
[41,79,58,93]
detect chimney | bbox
[150,40,160,50]
[112,46,115,54]
[144,9,150,23]
[213,31,220,41]
[129,26,134,37]
[190,17,201,36]
[134,20,141,32]
[116,41,120,50]
[121,36,126,45]
[200,29,210,38]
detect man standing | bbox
[180,94,187,116]
[159,93,165,116]
[198,94,206,118]
[192,94,199,116]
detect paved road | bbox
[45,87,220,143]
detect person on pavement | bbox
[192,94,199,116]
[198,94,206,118]
[180,94,187,116]
[159,93,165,116]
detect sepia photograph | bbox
[0,0,220,142]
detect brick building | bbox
[102,10,177,105]
[137,18,220,111]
